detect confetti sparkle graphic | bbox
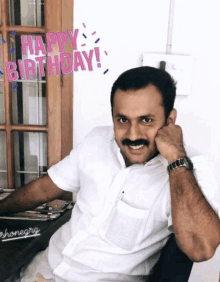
[12,85,18,90]
[104,69,109,74]
[104,51,108,55]
[0,47,3,51]
[12,30,16,35]
[95,38,100,44]
[10,38,15,43]
[83,23,86,28]
[10,47,15,53]
[2,39,6,44]
[83,34,87,39]
[81,44,86,47]
[0,71,3,75]
[0,82,4,86]
[92,31,96,35]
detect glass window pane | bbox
[13,132,47,188]
[0,131,7,188]
[10,34,46,125]
[12,81,46,125]
[9,0,44,27]
[0,34,5,124]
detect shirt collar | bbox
[109,127,115,142]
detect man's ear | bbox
[166,109,177,125]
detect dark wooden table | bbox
[0,209,72,282]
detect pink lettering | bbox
[5,62,19,82]
[60,53,73,74]
[21,35,34,55]
[35,36,46,55]
[74,52,86,71]
[57,32,68,53]
[82,50,93,71]
[67,30,79,50]
[18,60,24,79]
[35,56,46,77]
[46,32,57,53]
[47,55,60,76]
[24,59,37,80]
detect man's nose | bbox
[127,123,141,141]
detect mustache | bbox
[122,139,149,147]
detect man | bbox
[1,67,220,282]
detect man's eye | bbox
[141,117,152,123]
[118,118,128,123]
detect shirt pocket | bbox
[99,200,150,251]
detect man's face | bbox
[112,84,166,166]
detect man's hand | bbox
[155,123,186,163]
[0,175,67,215]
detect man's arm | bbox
[156,122,220,262]
[169,167,220,262]
[0,175,68,215]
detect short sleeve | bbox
[47,145,82,193]
[166,155,220,232]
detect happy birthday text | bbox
[5,30,101,81]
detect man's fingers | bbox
[37,274,45,282]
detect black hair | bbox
[110,66,176,119]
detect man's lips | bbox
[128,144,144,150]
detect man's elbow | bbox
[184,242,218,262]
[176,236,219,262]
[188,249,215,262]
[58,191,73,201]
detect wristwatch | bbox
[167,156,194,173]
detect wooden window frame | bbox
[0,0,73,188]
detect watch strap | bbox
[167,156,193,173]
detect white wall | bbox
[172,0,220,184]
[73,0,220,281]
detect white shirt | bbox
[47,126,220,282]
